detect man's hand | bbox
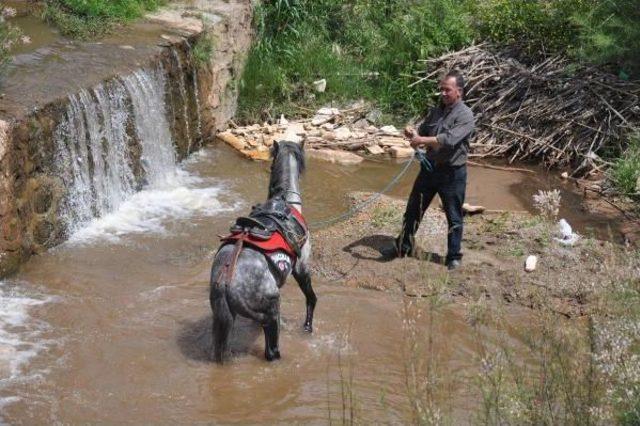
[410,135,440,150]
[404,126,416,139]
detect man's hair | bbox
[444,70,465,98]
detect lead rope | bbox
[308,154,422,230]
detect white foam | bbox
[0,282,56,387]
[67,168,241,244]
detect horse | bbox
[209,140,317,363]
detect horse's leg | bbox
[263,297,281,361]
[263,317,280,361]
[293,242,316,333]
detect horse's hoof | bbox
[303,323,313,333]
[265,350,281,361]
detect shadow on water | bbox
[176,315,262,362]
[343,234,445,265]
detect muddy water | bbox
[0,145,616,423]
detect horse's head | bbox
[268,140,306,206]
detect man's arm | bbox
[435,110,475,148]
[409,109,474,150]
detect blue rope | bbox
[309,153,420,230]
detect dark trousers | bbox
[396,164,467,262]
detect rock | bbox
[379,125,400,136]
[366,109,382,124]
[307,149,364,165]
[306,129,322,137]
[278,115,288,125]
[317,107,340,116]
[353,119,369,129]
[462,203,485,215]
[525,255,538,272]
[321,130,335,141]
[321,123,335,131]
[313,78,327,93]
[365,144,385,155]
[311,115,332,126]
[241,149,271,161]
[352,131,367,139]
[334,127,352,141]
[379,136,408,147]
[245,138,259,147]
[389,146,414,158]
[217,131,246,151]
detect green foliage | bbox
[42,0,165,38]
[238,0,473,123]
[610,132,640,198]
[0,8,22,81]
[469,0,589,60]
[572,0,640,76]
[192,33,215,67]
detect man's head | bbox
[439,70,464,107]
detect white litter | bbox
[525,255,538,272]
[554,218,580,246]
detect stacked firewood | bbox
[414,44,640,176]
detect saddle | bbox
[223,196,308,259]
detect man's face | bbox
[439,77,461,106]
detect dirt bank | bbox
[311,192,638,318]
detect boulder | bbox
[379,125,400,136]
[313,78,327,93]
[365,144,385,155]
[241,149,271,161]
[334,127,352,141]
[311,115,332,126]
[308,149,364,165]
[217,131,246,151]
[389,147,414,158]
[379,136,409,147]
[366,109,382,124]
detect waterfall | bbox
[54,66,178,234]
[170,48,193,154]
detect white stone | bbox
[313,78,327,93]
[380,125,400,136]
[334,127,352,141]
[278,114,288,125]
[365,144,385,155]
[525,255,538,272]
[389,147,414,158]
[379,136,409,147]
[311,115,332,126]
[317,107,340,116]
[307,149,364,165]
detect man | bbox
[391,70,475,270]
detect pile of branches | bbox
[413,44,640,176]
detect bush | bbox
[572,0,640,77]
[0,7,23,80]
[238,0,473,123]
[610,132,640,198]
[42,0,165,38]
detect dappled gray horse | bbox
[210,141,316,363]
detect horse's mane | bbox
[268,141,305,199]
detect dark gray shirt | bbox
[417,101,475,167]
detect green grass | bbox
[192,33,215,67]
[42,0,165,39]
[237,0,639,124]
[610,132,640,199]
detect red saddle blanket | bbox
[220,208,306,261]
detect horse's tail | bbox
[211,281,233,364]
[211,237,244,364]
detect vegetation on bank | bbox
[41,0,165,38]
[0,6,23,77]
[238,0,639,124]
